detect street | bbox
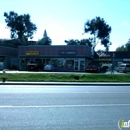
[0,85,130,130]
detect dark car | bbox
[86,63,100,73]
[27,61,44,71]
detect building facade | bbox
[94,51,130,66]
[1,43,130,71]
[0,46,18,70]
[18,45,93,71]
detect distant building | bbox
[94,51,130,66]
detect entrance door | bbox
[74,59,85,71]
[80,60,85,71]
[74,60,79,71]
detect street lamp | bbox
[111,52,115,74]
[113,52,115,65]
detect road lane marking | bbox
[1,85,130,88]
[0,104,130,108]
[0,92,130,94]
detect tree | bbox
[125,39,130,51]
[116,45,126,51]
[37,30,52,45]
[116,39,130,51]
[64,38,93,47]
[64,39,79,45]
[101,38,112,52]
[79,38,93,47]
[4,11,37,44]
[83,16,112,50]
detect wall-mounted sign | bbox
[59,51,76,55]
[26,51,39,55]
[99,58,111,61]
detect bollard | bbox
[2,70,6,83]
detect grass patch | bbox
[0,73,130,82]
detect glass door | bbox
[74,60,79,71]
[80,60,85,71]
[74,59,85,71]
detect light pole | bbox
[111,52,115,74]
[113,52,115,65]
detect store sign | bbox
[99,58,111,61]
[59,51,76,55]
[26,51,39,55]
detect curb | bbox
[0,82,130,86]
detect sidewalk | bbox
[0,81,130,86]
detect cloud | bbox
[0,24,10,39]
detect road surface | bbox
[0,85,130,130]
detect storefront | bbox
[0,46,18,70]
[18,45,93,71]
[94,51,130,66]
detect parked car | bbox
[117,63,130,73]
[101,63,112,71]
[44,64,56,71]
[86,63,100,72]
[27,61,43,71]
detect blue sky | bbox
[0,0,130,51]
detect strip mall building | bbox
[18,45,94,71]
[0,46,18,70]
[1,43,130,71]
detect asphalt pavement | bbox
[0,85,130,130]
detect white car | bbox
[117,64,130,73]
[44,64,56,71]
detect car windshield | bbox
[119,64,126,67]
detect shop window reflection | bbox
[52,59,58,67]
[58,59,65,67]
[66,60,74,69]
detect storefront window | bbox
[58,59,65,67]
[35,59,42,64]
[21,58,27,69]
[42,59,51,65]
[52,59,58,67]
[0,57,4,62]
[26,59,30,64]
[66,60,74,69]
[46,59,51,64]
[80,61,85,71]
[43,59,46,65]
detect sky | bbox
[0,0,130,51]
